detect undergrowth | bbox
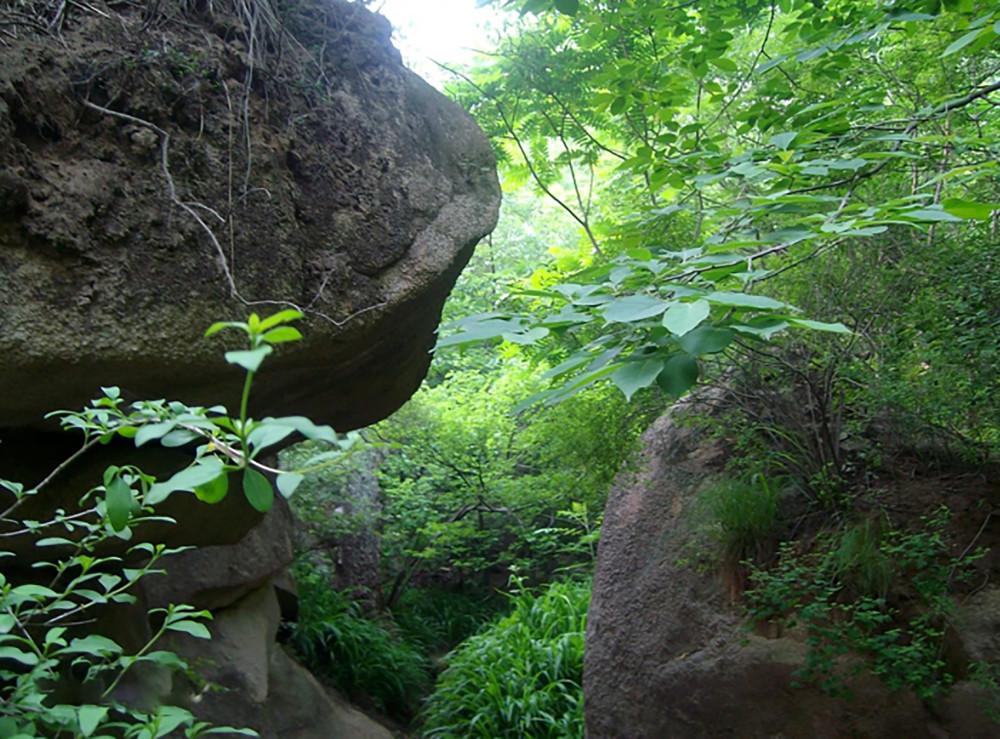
[392,587,506,655]
[420,577,590,738]
[287,569,432,721]
[745,509,984,702]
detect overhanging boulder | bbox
[0,0,500,432]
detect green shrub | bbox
[287,570,432,719]
[826,520,893,600]
[702,476,781,567]
[420,578,589,738]
[746,509,984,701]
[0,311,331,737]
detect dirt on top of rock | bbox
[0,0,500,431]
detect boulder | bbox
[168,581,393,738]
[143,494,295,612]
[0,0,500,433]
[0,2,498,736]
[584,394,996,738]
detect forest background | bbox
[279,0,1000,734]
[4,0,997,736]
[285,0,1000,735]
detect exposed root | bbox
[49,0,387,328]
[81,99,388,328]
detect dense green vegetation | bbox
[0,312,333,737]
[287,0,1000,733]
[421,578,589,738]
[6,0,1000,735]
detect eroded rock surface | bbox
[0,0,500,432]
[585,395,997,738]
[0,1,498,735]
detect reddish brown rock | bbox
[585,394,996,738]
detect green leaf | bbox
[662,300,710,337]
[146,457,226,505]
[678,326,734,354]
[166,619,212,640]
[205,321,245,338]
[502,327,551,345]
[225,346,273,373]
[437,318,526,348]
[0,646,38,665]
[538,307,589,328]
[35,536,76,547]
[258,309,304,331]
[601,295,668,323]
[553,0,579,14]
[276,473,305,498]
[706,292,786,310]
[105,477,133,532]
[611,359,665,401]
[194,472,229,504]
[201,729,260,736]
[710,57,738,72]
[141,650,189,670]
[788,318,852,333]
[134,421,177,447]
[59,634,123,656]
[826,158,868,171]
[732,318,790,339]
[769,131,798,150]
[886,10,936,21]
[78,705,108,737]
[942,27,985,57]
[756,54,788,73]
[11,583,58,600]
[261,327,303,344]
[246,422,297,454]
[159,429,200,448]
[542,354,591,380]
[243,468,274,513]
[262,416,339,444]
[941,197,997,221]
[900,208,962,222]
[147,705,196,737]
[656,355,700,397]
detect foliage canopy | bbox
[442,0,1000,408]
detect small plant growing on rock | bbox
[0,311,353,737]
[745,509,984,702]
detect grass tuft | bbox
[420,578,590,738]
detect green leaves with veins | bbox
[439,246,846,406]
[663,301,710,337]
[1,310,356,735]
[445,0,996,405]
[242,468,274,513]
[45,311,357,517]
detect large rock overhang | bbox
[0,0,501,432]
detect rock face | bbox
[0,0,500,432]
[156,501,393,738]
[0,0,498,735]
[584,395,996,738]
